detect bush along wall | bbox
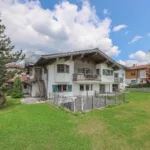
[11,77,23,98]
[127,84,150,88]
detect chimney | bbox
[132,64,136,67]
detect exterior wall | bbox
[125,69,147,85]
[31,82,40,97]
[47,58,74,98]
[42,68,48,90]
[30,67,36,79]
[97,63,114,83]
[140,70,146,78]
[74,59,96,73]
[22,84,30,94]
[30,58,125,98]
[126,70,139,79]
[114,69,126,89]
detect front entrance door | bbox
[100,84,105,93]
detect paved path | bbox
[21,96,46,104]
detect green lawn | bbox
[0,92,150,150]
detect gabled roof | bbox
[35,48,123,69]
[130,64,148,70]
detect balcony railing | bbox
[73,73,101,81]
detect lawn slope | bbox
[0,92,150,150]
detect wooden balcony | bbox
[73,73,101,81]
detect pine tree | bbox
[11,77,23,98]
[0,14,24,105]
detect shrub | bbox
[127,84,150,88]
[72,111,81,116]
[2,85,12,96]
[106,103,121,108]
[11,77,23,98]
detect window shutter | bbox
[52,85,58,92]
[68,85,72,92]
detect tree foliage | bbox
[0,14,24,105]
[11,77,23,98]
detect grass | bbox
[0,92,150,150]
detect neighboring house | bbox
[6,62,25,72]
[26,48,126,98]
[125,64,150,85]
[7,74,31,94]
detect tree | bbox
[0,14,24,105]
[11,77,23,98]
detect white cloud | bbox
[128,36,143,44]
[0,0,120,56]
[113,24,128,32]
[103,9,109,15]
[118,50,150,66]
[148,33,150,37]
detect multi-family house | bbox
[125,64,150,85]
[26,48,126,98]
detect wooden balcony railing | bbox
[73,73,101,81]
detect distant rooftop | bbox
[130,64,149,70]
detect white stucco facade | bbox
[29,58,126,98]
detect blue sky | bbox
[0,0,150,66]
[41,0,150,61]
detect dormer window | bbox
[57,64,69,73]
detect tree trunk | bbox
[0,93,6,106]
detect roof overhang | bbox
[35,48,123,70]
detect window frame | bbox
[57,64,69,73]
[103,69,113,76]
[80,84,84,91]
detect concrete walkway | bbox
[21,95,46,104]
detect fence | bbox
[48,91,126,112]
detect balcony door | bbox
[100,84,105,93]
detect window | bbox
[91,84,93,90]
[96,69,99,75]
[80,84,93,91]
[103,69,113,76]
[58,85,67,92]
[86,84,90,91]
[131,80,136,84]
[122,73,124,77]
[57,64,69,73]
[114,73,119,78]
[77,68,93,74]
[77,68,84,73]
[24,84,27,89]
[131,72,136,76]
[66,65,69,73]
[53,85,72,92]
[80,84,84,91]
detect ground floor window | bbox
[52,85,72,92]
[24,84,27,89]
[80,84,93,91]
[80,84,84,91]
[113,84,118,92]
[58,85,67,92]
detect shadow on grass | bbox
[0,96,21,111]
